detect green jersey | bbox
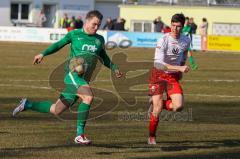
[182,25,191,36]
[41,28,118,79]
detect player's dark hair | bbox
[171,13,185,26]
[86,10,103,21]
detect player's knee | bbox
[50,104,62,116]
[172,102,183,112]
[152,107,161,115]
[152,99,164,115]
[81,95,93,104]
[51,110,61,116]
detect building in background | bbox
[0,0,123,28]
[0,0,94,27]
[1,0,240,36]
[95,0,122,28]
[119,4,240,36]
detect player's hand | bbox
[33,54,44,65]
[190,63,198,71]
[179,65,190,73]
[115,69,123,78]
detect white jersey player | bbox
[148,13,191,145]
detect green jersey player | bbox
[182,17,198,70]
[13,10,123,145]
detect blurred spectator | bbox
[75,16,83,29]
[36,9,47,27]
[200,18,208,36]
[59,13,70,28]
[153,16,164,32]
[103,17,114,30]
[112,17,126,31]
[189,17,197,34]
[200,18,208,51]
[67,16,76,32]
[71,16,76,27]
[162,25,171,33]
[182,17,191,36]
[182,17,193,46]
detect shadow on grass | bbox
[4,139,237,158]
[130,151,240,159]
[93,139,240,156]
[159,139,240,151]
[0,142,128,158]
[0,143,79,158]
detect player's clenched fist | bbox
[114,69,123,78]
[33,54,44,65]
[179,65,190,73]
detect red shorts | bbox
[148,67,183,96]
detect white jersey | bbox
[154,33,191,73]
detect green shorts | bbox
[60,72,88,107]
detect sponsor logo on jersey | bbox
[172,47,179,55]
[82,44,98,52]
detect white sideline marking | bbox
[0,83,240,98]
[185,94,240,98]
[0,79,239,82]
[0,79,110,82]
[0,79,49,82]
[184,79,240,83]
[4,66,55,69]
[4,66,33,69]
[0,84,51,90]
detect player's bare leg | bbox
[77,85,93,105]
[148,93,171,115]
[148,97,153,117]
[167,94,184,112]
[50,99,68,116]
[148,94,163,145]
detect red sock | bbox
[149,113,159,137]
[163,100,173,111]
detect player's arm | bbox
[99,48,123,78]
[33,32,71,64]
[164,64,190,73]
[155,61,190,73]
[187,47,198,70]
[98,37,123,78]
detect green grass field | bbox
[0,42,240,159]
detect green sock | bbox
[76,102,90,136]
[188,56,195,65]
[188,56,198,70]
[25,100,52,113]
